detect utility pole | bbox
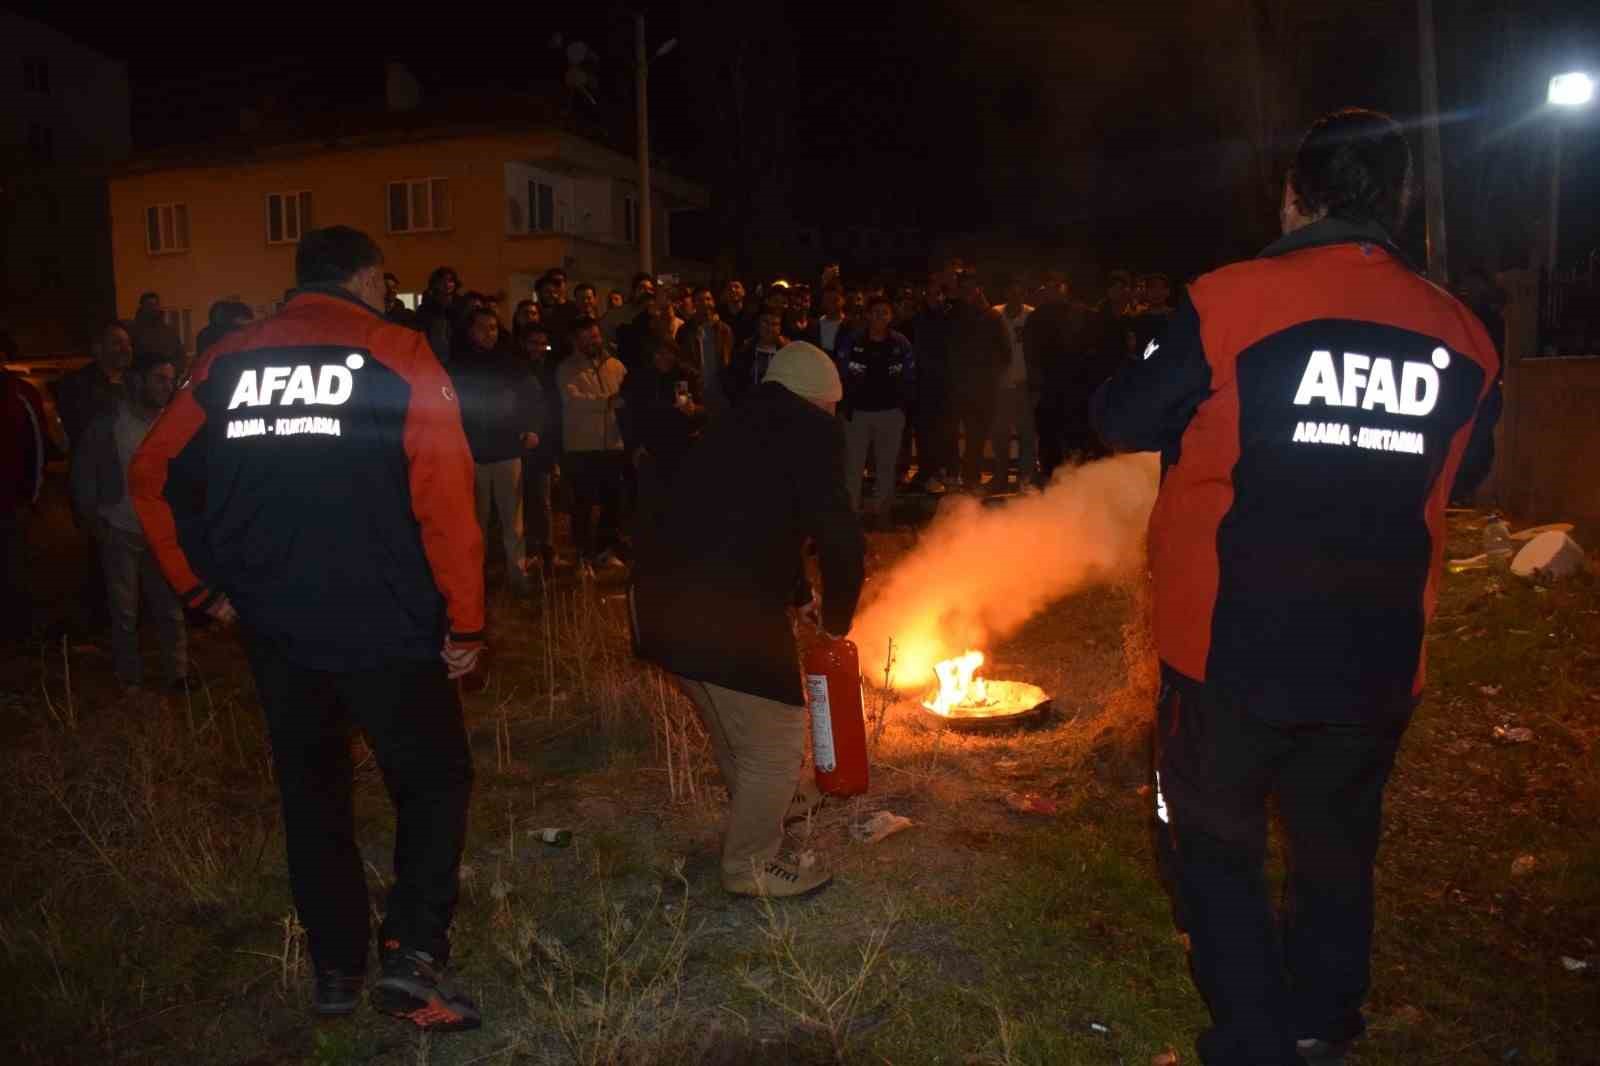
[1547,122,1563,277]
[1416,0,1449,284]
[634,11,653,277]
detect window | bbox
[266,191,313,244]
[387,178,451,233]
[527,179,557,232]
[23,58,49,95]
[163,309,194,352]
[26,123,53,163]
[145,203,190,254]
[624,194,640,245]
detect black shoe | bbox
[1296,1037,1354,1065]
[313,969,364,1016]
[373,940,481,1032]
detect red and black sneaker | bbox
[372,940,481,1032]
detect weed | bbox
[504,858,696,1066]
[741,897,901,1063]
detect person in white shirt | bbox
[817,283,848,356]
[990,279,1037,491]
[557,317,629,573]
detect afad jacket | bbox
[129,286,485,670]
[1092,219,1500,723]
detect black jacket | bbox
[625,360,705,477]
[128,287,484,671]
[947,303,1012,388]
[52,363,124,451]
[1091,218,1500,723]
[725,336,787,407]
[449,345,543,464]
[631,382,865,705]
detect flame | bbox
[923,650,992,716]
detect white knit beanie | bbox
[764,341,843,405]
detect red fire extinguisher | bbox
[803,635,870,797]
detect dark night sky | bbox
[15,0,1600,281]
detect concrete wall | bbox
[1492,269,1600,540]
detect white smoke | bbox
[850,453,1160,691]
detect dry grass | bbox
[2,497,1598,1065]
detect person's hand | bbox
[442,638,483,680]
[205,594,238,625]
[521,431,540,449]
[797,589,822,630]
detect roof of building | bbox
[113,105,708,207]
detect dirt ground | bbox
[1,487,1597,1065]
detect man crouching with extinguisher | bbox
[631,341,865,898]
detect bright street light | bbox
[1548,72,1594,108]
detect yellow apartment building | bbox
[106,122,711,349]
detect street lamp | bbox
[1546,71,1595,279]
[1549,72,1595,108]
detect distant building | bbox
[0,12,131,354]
[107,123,711,346]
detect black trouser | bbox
[245,637,473,973]
[522,454,554,557]
[565,450,625,561]
[951,378,996,486]
[1153,666,1410,1066]
[915,382,955,479]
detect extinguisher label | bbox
[805,674,837,773]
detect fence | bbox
[1493,269,1600,540]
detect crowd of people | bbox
[347,257,1183,588]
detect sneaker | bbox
[373,941,481,1032]
[313,968,364,1016]
[723,857,833,899]
[1296,1037,1354,1065]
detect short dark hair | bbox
[296,226,384,286]
[537,269,567,291]
[138,291,159,305]
[208,299,252,327]
[867,294,894,313]
[1290,108,1413,234]
[468,307,499,328]
[574,282,596,298]
[383,272,399,285]
[571,315,600,334]
[631,271,655,290]
[428,266,459,291]
[693,285,715,299]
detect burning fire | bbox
[924,650,994,716]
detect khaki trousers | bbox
[677,678,807,880]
